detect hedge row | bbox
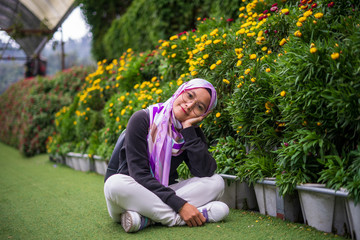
[0,67,92,156]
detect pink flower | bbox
[272,3,278,7]
[263,10,269,14]
[284,142,289,147]
[270,6,278,12]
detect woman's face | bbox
[172,87,211,122]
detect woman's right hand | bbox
[179,202,206,227]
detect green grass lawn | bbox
[0,142,346,240]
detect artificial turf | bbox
[0,142,346,240]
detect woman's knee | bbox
[104,174,132,200]
[209,174,225,195]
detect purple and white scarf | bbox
[147,78,217,186]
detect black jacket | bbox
[107,109,217,212]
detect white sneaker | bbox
[121,211,152,233]
[198,201,229,222]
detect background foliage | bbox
[1,0,359,204]
[0,67,91,156]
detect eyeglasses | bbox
[181,90,207,117]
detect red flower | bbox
[328,2,334,7]
[272,3,278,7]
[263,10,269,14]
[312,3,317,8]
[226,18,234,22]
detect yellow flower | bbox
[213,39,221,44]
[222,34,227,38]
[279,38,287,46]
[317,122,322,126]
[191,71,198,76]
[116,117,120,122]
[249,54,257,60]
[73,121,77,125]
[298,17,307,22]
[236,60,242,66]
[205,40,212,45]
[171,45,177,49]
[266,68,271,72]
[236,28,246,35]
[203,54,209,59]
[245,69,251,75]
[216,112,221,118]
[210,64,217,70]
[120,109,126,116]
[294,30,302,37]
[171,53,177,58]
[296,22,303,27]
[223,79,230,84]
[261,47,268,51]
[281,9,289,14]
[181,36,187,40]
[216,60,222,65]
[156,89,163,94]
[239,6,245,11]
[169,35,178,41]
[109,103,114,107]
[314,13,324,19]
[331,52,340,60]
[251,78,256,83]
[310,47,317,54]
[280,91,286,97]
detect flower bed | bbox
[43,0,360,207]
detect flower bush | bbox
[0,67,91,156]
[2,0,358,204]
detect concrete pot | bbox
[297,184,337,233]
[254,180,277,217]
[254,179,303,222]
[94,155,108,176]
[65,154,73,168]
[346,199,360,240]
[219,174,257,210]
[78,154,91,172]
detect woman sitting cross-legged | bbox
[104,78,229,233]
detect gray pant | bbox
[104,174,225,226]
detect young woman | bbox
[104,78,229,233]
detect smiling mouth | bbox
[180,106,188,114]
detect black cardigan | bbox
[119,109,217,213]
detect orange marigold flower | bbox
[331,52,340,60]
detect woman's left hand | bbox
[182,111,212,129]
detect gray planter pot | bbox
[93,155,108,176]
[78,154,91,172]
[219,174,258,210]
[67,152,91,172]
[297,184,349,234]
[346,199,360,240]
[65,154,73,168]
[255,179,303,222]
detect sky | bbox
[53,7,91,41]
[0,6,90,46]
